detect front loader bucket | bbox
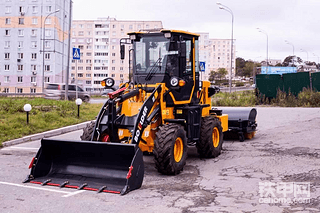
[24,139,144,195]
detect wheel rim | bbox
[212,127,220,148]
[245,131,255,139]
[174,137,183,162]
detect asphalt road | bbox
[0,107,320,213]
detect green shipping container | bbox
[311,72,320,92]
[282,72,310,96]
[256,74,283,98]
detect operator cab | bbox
[125,30,200,104]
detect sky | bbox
[73,0,320,63]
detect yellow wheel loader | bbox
[24,30,257,195]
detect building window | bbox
[18,29,24,36]
[5,18,11,25]
[45,29,51,37]
[32,18,38,24]
[78,67,83,71]
[78,31,84,36]
[86,59,91,63]
[19,18,24,25]
[31,53,37,59]
[111,74,115,77]
[3,88,9,93]
[129,25,133,30]
[46,6,52,12]
[31,41,37,48]
[45,18,51,24]
[18,41,23,48]
[30,88,36,93]
[112,67,115,71]
[5,65,10,71]
[19,6,25,13]
[18,53,23,59]
[120,74,123,78]
[31,76,36,82]
[4,53,10,59]
[31,29,37,36]
[18,76,23,82]
[120,67,123,71]
[45,41,50,48]
[5,6,11,13]
[112,60,115,64]
[45,65,50,71]
[86,67,91,71]
[112,53,116,57]
[86,81,91,84]
[17,88,23,93]
[18,65,23,71]
[5,41,10,48]
[32,6,38,13]
[31,65,37,71]
[78,73,83,77]
[45,53,50,59]
[86,74,91,77]
[45,77,50,82]
[4,76,10,82]
[5,29,10,36]
[86,52,92,56]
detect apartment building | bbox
[71,18,163,92]
[0,0,71,94]
[198,32,236,81]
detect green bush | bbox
[212,90,257,107]
[0,97,102,146]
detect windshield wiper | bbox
[145,58,162,81]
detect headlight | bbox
[101,77,115,88]
[170,77,179,87]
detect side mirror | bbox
[120,44,125,60]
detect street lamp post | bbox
[217,2,234,93]
[42,9,60,94]
[300,49,309,62]
[257,28,269,74]
[285,40,295,66]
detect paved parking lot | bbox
[1,107,320,213]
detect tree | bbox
[208,70,217,82]
[282,56,302,67]
[236,57,246,76]
[217,68,227,80]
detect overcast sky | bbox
[73,0,320,63]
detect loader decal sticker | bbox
[134,106,148,143]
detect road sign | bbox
[200,62,205,72]
[73,48,80,60]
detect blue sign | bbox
[261,66,297,75]
[72,48,80,60]
[200,62,205,72]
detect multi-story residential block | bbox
[0,0,71,93]
[198,32,236,81]
[71,18,163,92]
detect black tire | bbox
[153,123,188,175]
[197,116,223,158]
[83,96,90,102]
[80,120,96,141]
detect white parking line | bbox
[62,190,85,197]
[0,181,86,197]
[2,147,39,151]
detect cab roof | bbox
[127,29,200,38]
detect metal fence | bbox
[256,72,320,98]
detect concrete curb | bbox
[2,121,92,147]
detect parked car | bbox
[44,84,90,102]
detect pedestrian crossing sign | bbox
[73,48,80,60]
